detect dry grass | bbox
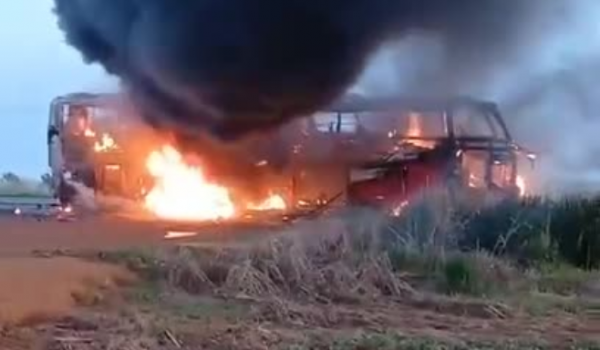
[101,199,597,303]
[0,178,51,197]
[88,199,600,349]
[31,220,594,349]
[107,213,416,305]
[2,186,600,349]
[292,332,600,350]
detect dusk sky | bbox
[0,0,115,177]
[5,0,600,190]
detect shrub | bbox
[0,177,51,197]
[455,196,557,267]
[549,197,600,270]
[438,252,518,297]
[442,254,479,295]
[389,193,600,271]
[381,189,459,253]
[534,263,599,296]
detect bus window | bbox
[313,112,359,134]
[453,105,498,138]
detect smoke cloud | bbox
[54,0,543,142]
[352,0,600,195]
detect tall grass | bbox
[104,217,416,303]
[449,195,600,270]
[104,189,600,301]
[343,189,600,294]
[379,188,600,269]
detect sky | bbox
[5,0,600,193]
[349,1,600,194]
[0,0,115,178]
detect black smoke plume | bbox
[54,0,542,141]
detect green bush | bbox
[382,193,600,271]
[442,255,481,295]
[550,197,600,270]
[455,197,557,267]
[439,252,517,297]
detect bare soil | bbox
[3,293,597,350]
[0,257,133,326]
[0,215,278,256]
[0,216,151,327]
[0,215,598,349]
[0,215,272,330]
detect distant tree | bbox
[2,172,20,183]
[41,173,53,188]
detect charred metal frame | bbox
[48,93,127,202]
[322,96,524,199]
[47,93,528,211]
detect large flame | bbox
[247,194,287,211]
[144,145,236,221]
[405,112,436,149]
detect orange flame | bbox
[391,201,409,217]
[94,133,118,152]
[405,112,435,149]
[247,194,287,211]
[144,145,236,221]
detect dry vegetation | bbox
[6,191,600,349]
[0,174,51,197]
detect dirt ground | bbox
[0,214,599,349]
[0,216,148,326]
[0,215,281,255]
[0,215,277,326]
[0,257,133,326]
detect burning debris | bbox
[247,194,287,212]
[143,145,290,222]
[164,231,199,240]
[93,133,118,153]
[53,0,547,141]
[516,176,527,197]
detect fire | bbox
[516,176,527,196]
[247,194,287,211]
[144,145,236,222]
[94,133,118,152]
[391,201,409,217]
[405,112,435,149]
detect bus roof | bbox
[326,94,499,113]
[52,92,500,115]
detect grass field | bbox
[0,189,598,349]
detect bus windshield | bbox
[357,110,447,139]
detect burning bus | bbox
[47,92,535,222]
[337,96,536,209]
[47,93,154,202]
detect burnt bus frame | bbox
[332,96,521,195]
[47,93,123,202]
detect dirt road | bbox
[0,215,281,256]
[0,214,280,325]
